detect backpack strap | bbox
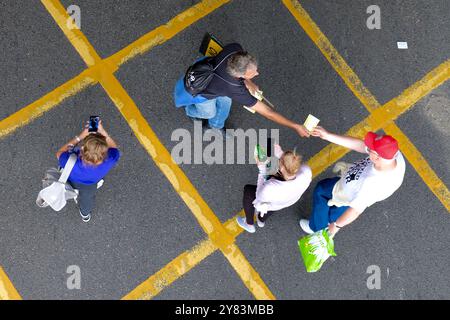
[212,51,239,71]
[212,50,244,87]
[58,153,78,183]
[214,73,242,87]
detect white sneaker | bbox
[236,217,256,233]
[255,213,265,228]
[79,209,91,223]
[299,219,314,234]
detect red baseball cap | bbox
[364,132,399,159]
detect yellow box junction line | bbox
[123,215,243,300]
[0,267,22,300]
[126,58,450,299]
[283,0,450,212]
[41,0,101,66]
[106,0,232,68]
[0,71,96,139]
[41,0,275,300]
[1,0,448,300]
[101,74,274,300]
[0,0,232,139]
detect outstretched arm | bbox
[250,100,310,138]
[311,126,366,153]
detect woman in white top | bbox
[237,144,312,233]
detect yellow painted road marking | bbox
[307,60,450,181]
[0,267,22,300]
[122,237,217,300]
[222,244,276,300]
[1,0,230,138]
[128,60,450,297]
[378,60,450,115]
[43,0,450,299]
[379,61,450,211]
[307,59,450,177]
[0,71,96,139]
[383,123,450,211]
[107,0,231,68]
[123,215,244,300]
[125,213,275,300]
[282,0,381,111]
[101,72,275,300]
[100,72,236,248]
[224,211,246,238]
[4,0,446,301]
[283,0,450,211]
[43,0,274,300]
[41,0,102,66]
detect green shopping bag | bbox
[298,229,336,272]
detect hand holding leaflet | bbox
[303,114,320,132]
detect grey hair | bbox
[226,52,258,77]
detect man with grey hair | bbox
[174,43,310,138]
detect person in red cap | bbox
[299,126,405,237]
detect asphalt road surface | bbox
[0,0,449,300]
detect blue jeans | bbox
[69,181,97,216]
[309,177,349,232]
[185,96,232,129]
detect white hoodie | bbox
[253,147,312,215]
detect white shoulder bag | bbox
[36,153,79,211]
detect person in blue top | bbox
[56,120,120,222]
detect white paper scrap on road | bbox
[397,42,408,49]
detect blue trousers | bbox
[185,96,232,129]
[309,177,349,232]
[69,181,97,216]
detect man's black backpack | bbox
[184,51,239,96]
